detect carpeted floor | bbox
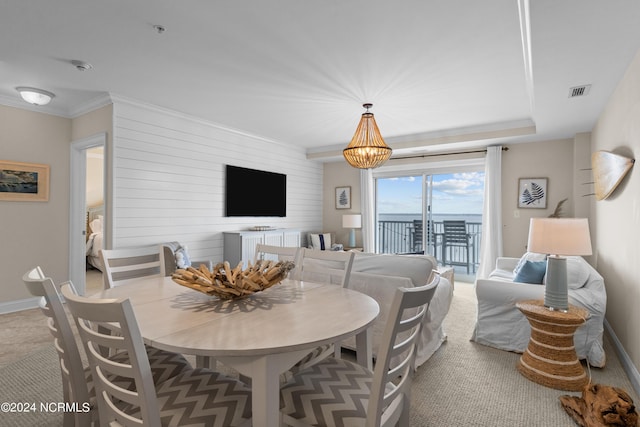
[0,345,64,426]
[0,281,637,426]
[409,282,638,426]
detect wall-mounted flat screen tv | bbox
[225,165,287,217]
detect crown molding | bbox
[306,118,536,161]
[0,94,69,117]
[0,92,112,119]
[68,93,113,118]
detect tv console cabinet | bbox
[223,229,301,268]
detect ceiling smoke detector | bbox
[568,84,591,98]
[71,60,92,71]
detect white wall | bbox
[501,138,578,257]
[591,49,640,374]
[110,99,323,263]
[323,161,362,246]
[0,99,323,312]
[0,106,72,307]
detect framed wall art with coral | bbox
[0,160,50,202]
[518,178,547,209]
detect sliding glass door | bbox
[375,168,484,277]
[376,175,424,254]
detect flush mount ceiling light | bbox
[16,87,55,106]
[343,103,392,169]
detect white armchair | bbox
[471,254,607,367]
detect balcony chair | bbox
[412,219,441,259]
[22,266,192,427]
[442,220,474,274]
[280,277,439,427]
[60,282,253,427]
[411,219,423,253]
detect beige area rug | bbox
[0,282,637,426]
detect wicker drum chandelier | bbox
[343,103,392,169]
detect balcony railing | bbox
[377,220,482,274]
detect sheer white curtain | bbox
[476,146,503,278]
[360,168,376,253]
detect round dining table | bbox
[93,276,380,427]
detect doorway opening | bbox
[69,133,106,295]
[85,146,104,294]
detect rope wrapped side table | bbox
[516,299,589,391]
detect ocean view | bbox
[379,213,483,224]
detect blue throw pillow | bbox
[513,260,547,284]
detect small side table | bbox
[516,299,589,391]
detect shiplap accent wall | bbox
[111,98,323,264]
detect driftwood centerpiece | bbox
[172,260,295,299]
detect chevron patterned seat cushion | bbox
[83,347,191,405]
[288,343,334,376]
[143,347,193,384]
[280,357,377,426]
[119,368,252,427]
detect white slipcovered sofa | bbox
[471,254,607,367]
[341,252,453,368]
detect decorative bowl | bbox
[172,260,295,300]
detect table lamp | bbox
[527,218,592,312]
[342,214,362,248]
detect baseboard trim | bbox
[0,297,40,314]
[604,318,640,396]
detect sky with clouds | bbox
[377,172,485,215]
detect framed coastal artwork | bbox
[0,160,50,202]
[335,186,351,209]
[518,177,547,209]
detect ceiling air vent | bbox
[568,84,591,98]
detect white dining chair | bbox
[296,247,354,287]
[280,276,440,427]
[288,248,355,373]
[100,245,163,289]
[22,267,193,427]
[254,243,301,276]
[22,267,95,427]
[60,282,253,427]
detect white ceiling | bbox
[2,0,640,161]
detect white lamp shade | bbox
[16,87,55,106]
[342,214,362,229]
[527,218,592,256]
